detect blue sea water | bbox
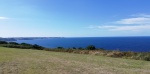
[15,37,150,52]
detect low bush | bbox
[57,47,64,49]
[0,42,44,50]
[0,41,8,44]
[86,45,96,50]
[9,42,19,45]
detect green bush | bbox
[86,45,96,50]
[9,42,19,45]
[57,47,64,49]
[72,47,76,49]
[144,55,150,61]
[32,44,44,50]
[0,41,8,44]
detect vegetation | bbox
[0,41,44,50]
[57,47,64,49]
[9,42,19,45]
[0,41,8,44]
[86,45,96,50]
[45,48,150,61]
[0,47,150,74]
[0,41,150,61]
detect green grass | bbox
[0,47,150,74]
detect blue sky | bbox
[0,0,150,37]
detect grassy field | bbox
[0,47,150,74]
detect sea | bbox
[15,37,150,52]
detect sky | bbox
[0,0,150,37]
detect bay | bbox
[15,37,150,52]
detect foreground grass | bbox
[0,47,150,74]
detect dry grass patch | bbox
[0,47,150,74]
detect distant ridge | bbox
[0,37,64,41]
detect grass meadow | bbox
[0,47,150,74]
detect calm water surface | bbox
[15,37,150,52]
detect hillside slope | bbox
[0,47,150,74]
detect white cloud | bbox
[0,17,9,20]
[97,25,150,31]
[88,14,150,32]
[115,17,150,25]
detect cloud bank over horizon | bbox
[89,14,150,32]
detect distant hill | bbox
[0,37,63,41]
[0,38,16,41]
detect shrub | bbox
[65,49,74,53]
[9,42,19,45]
[21,43,32,46]
[32,44,44,50]
[143,55,150,61]
[86,45,96,50]
[57,47,64,49]
[0,41,8,44]
[72,47,76,49]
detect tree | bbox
[57,47,64,49]
[72,47,76,49]
[32,44,44,50]
[86,45,96,50]
[21,43,32,46]
[9,42,19,45]
[0,41,8,44]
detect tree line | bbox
[0,41,97,50]
[0,41,44,50]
